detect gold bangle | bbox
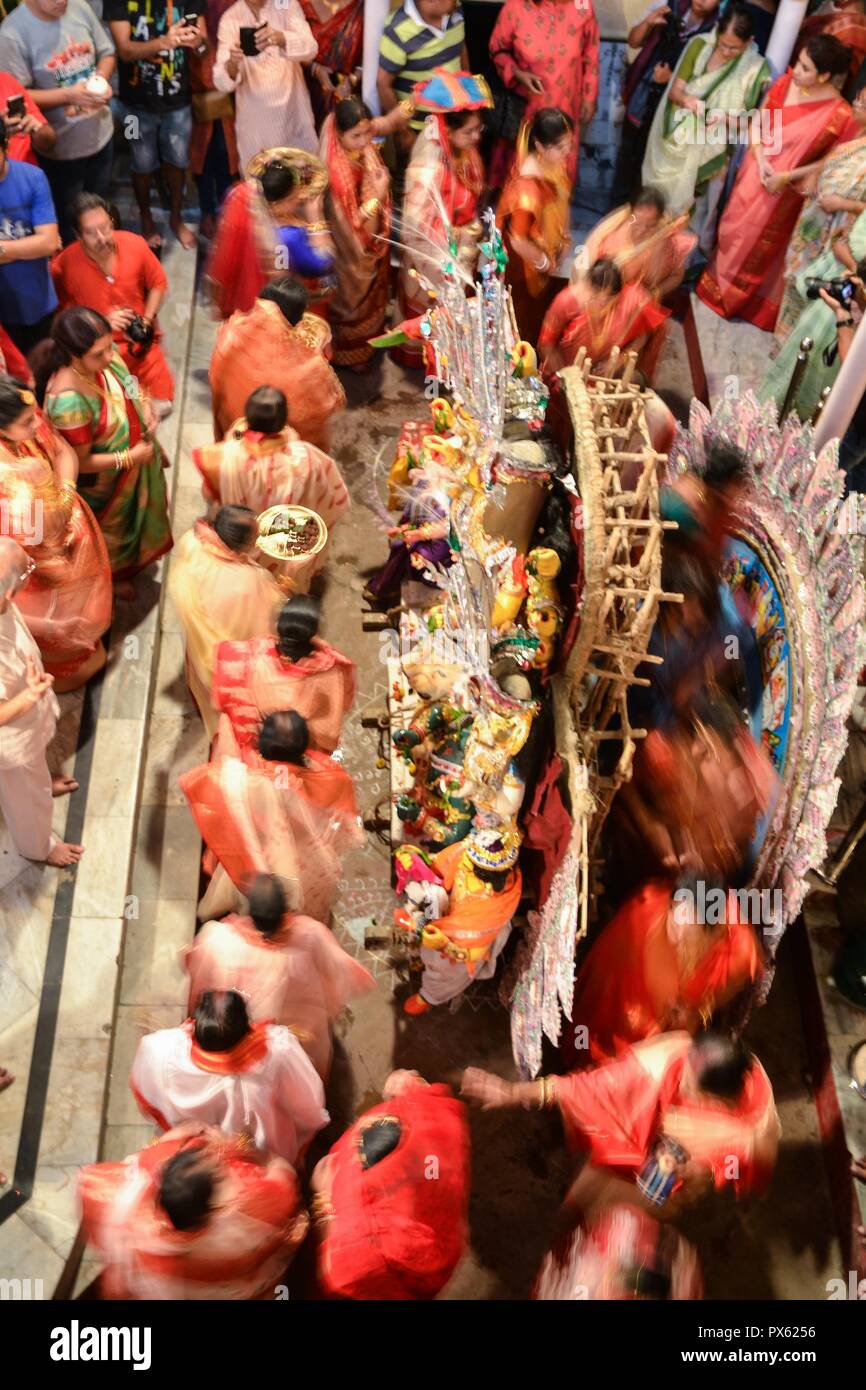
[361,197,381,218]
[306,220,329,233]
[398,97,416,118]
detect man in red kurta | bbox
[79,1123,308,1299]
[490,0,600,180]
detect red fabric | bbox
[523,751,572,906]
[555,1033,778,1196]
[206,182,268,319]
[318,1079,470,1299]
[212,634,356,754]
[52,233,174,399]
[188,1019,272,1075]
[540,281,670,380]
[0,323,33,383]
[0,73,49,166]
[569,881,761,1061]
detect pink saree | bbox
[697,72,851,329]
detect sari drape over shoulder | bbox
[79,1128,305,1301]
[320,114,392,366]
[697,72,851,329]
[555,1032,780,1196]
[0,409,112,685]
[539,281,670,380]
[180,720,362,922]
[583,207,697,297]
[183,911,374,1078]
[799,1,866,74]
[497,147,572,344]
[192,425,349,543]
[168,519,284,739]
[299,0,364,123]
[570,881,761,1062]
[641,32,769,221]
[212,634,356,754]
[209,298,345,450]
[397,115,484,366]
[775,131,866,342]
[45,352,172,580]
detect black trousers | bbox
[3,310,57,357]
[608,118,652,211]
[40,138,114,246]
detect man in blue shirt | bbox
[0,116,60,353]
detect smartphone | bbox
[5,94,26,121]
[239,24,264,56]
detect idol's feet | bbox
[45,841,84,867]
[403,993,431,1016]
[51,776,79,797]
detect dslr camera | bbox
[805,275,857,308]
[124,313,155,357]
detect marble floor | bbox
[0,230,862,1299]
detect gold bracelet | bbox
[306,220,329,233]
[361,197,381,219]
[113,450,123,471]
[398,97,416,118]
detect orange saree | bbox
[570,881,761,1062]
[583,207,697,297]
[212,634,356,754]
[180,720,362,923]
[697,72,851,329]
[498,167,571,345]
[0,409,112,687]
[209,299,346,451]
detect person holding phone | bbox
[107,0,208,251]
[0,73,56,166]
[213,0,318,171]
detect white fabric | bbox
[419,921,512,1006]
[213,0,318,171]
[0,604,58,769]
[130,1023,329,1163]
[0,747,55,860]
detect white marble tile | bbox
[54,917,123,1041]
[129,804,202,902]
[0,1002,38,1180]
[100,1122,158,1163]
[98,626,158,721]
[39,1036,111,1168]
[119,898,194,1008]
[69,816,134,920]
[18,1163,81,1264]
[0,1215,64,1295]
[85,718,145,821]
[150,630,197,720]
[140,715,208,807]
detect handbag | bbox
[192,88,235,123]
[490,69,527,145]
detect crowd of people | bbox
[0,0,864,1301]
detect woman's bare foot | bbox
[46,841,84,867]
[171,218,198,250]
[0,1066,14,1095]
[51,775,79,797]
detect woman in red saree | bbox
[568,879,762,1064]
[180,709,362,924]
[497,108,574,346]
[320,98,393,368]
[35,309,172,596]
[397,79,490,368]
[697,35,853,329]
[799,0,866,81]
[78,1123,308,1301]
[0,380,112,690]
[209,279,345,450]
[539,256,670,382]
[213,592,355,756]
[463,1030,781,1200]
[301,0,364,126]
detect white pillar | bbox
[363,0,392,114]
[765,0,810,77]
[813,318,866,453]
